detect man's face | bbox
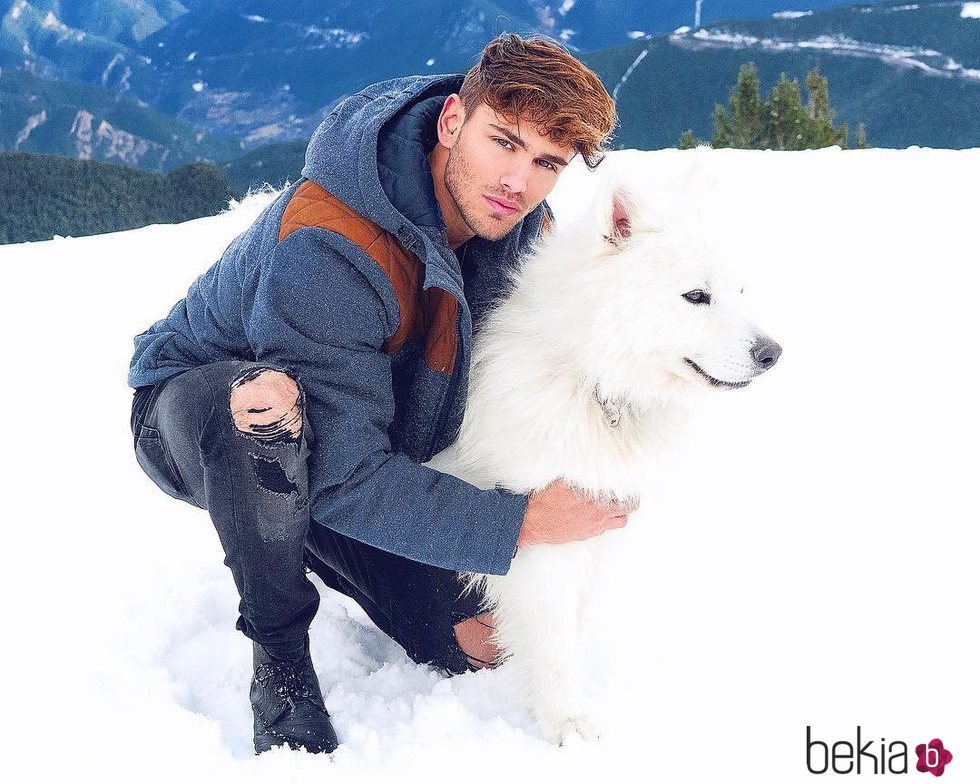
[442,102,573,242]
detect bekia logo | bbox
[807,727,954,776]
[915,740,954,778]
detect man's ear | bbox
[436,94,466,149]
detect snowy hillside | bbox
[2,147,978,782]
[582,0,980,149]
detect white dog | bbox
[427,153,781,744]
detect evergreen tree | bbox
[0,153,238,244]
[678,129,698,149]
[803,69,847,148]
[165,163,237,222]
[768,73,810,150]
[731,63,767,148]
[701,63,864,151]
[711,104,734,148]
[855,122,869,149]
[710,63,766,149]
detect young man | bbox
[129,34,628,755]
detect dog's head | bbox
[543,154,782,403]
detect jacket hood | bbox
[300,74,547,297]
[301,74,464,293]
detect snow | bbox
[3,149,980,781]
[963,2,980,18]
[773,10,813,19]
[612,48,649,99]
[673,29,980,82]
[192,81,204,92]
[303,26,366,46]
[627,30,647,40]
[559,0,576,15]
[14,109,46,148]
[186,51,197,62]
[425,58,435,66]
[244,123,283,143]
[101,53,124,87]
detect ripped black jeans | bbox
[131,360,484,675]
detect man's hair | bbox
[458,34,617,169]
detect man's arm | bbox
[244,227,526,575]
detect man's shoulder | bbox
[275,180,428,342]
[278,180,387,248]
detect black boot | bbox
[250,640,339,755]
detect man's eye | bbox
[494,137,512,150]
[683,290,711,305]
[537,160,557,172]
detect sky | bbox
[1,146,977,782]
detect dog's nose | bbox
[751,336,782,370]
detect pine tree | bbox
[803,68,847,148]
[711,104,734,148]
[710,63,765,148]
[705,63,863,151]
[731,63,767,148]
[768,74,809,150]
[855,122,869,149]
[0,153,237,243]
[678,129,698,149]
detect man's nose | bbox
[499,164,529,195]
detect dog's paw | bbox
[542,715,601,746]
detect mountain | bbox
[0,69,241,171]
[17,0,188,45]
[216,1,979,194]
[2,1,868,149]
[5,0,977,183]
[580,0,980,150]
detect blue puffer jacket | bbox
[128,74,551,575]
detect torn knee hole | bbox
[229,368,304,444]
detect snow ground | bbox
[2,147,979,782]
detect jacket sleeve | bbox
[244,227,526,575]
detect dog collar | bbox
[594,386,623,428]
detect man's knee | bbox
[229,367,304,445]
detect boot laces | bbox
[254,659,318,706]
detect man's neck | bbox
[427,146,474,251]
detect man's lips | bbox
[484,195,520,214]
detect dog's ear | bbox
[605,187,636,248]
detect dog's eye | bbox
[683,290,711,305]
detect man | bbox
[129,34,630,755]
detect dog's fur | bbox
[427,154,781,744]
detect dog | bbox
[426,152,782,744]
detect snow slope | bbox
[2,147,978,782]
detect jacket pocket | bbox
[135,424,187,500]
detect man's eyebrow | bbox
[488,123,570,167]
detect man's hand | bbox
[517,480,638,547]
